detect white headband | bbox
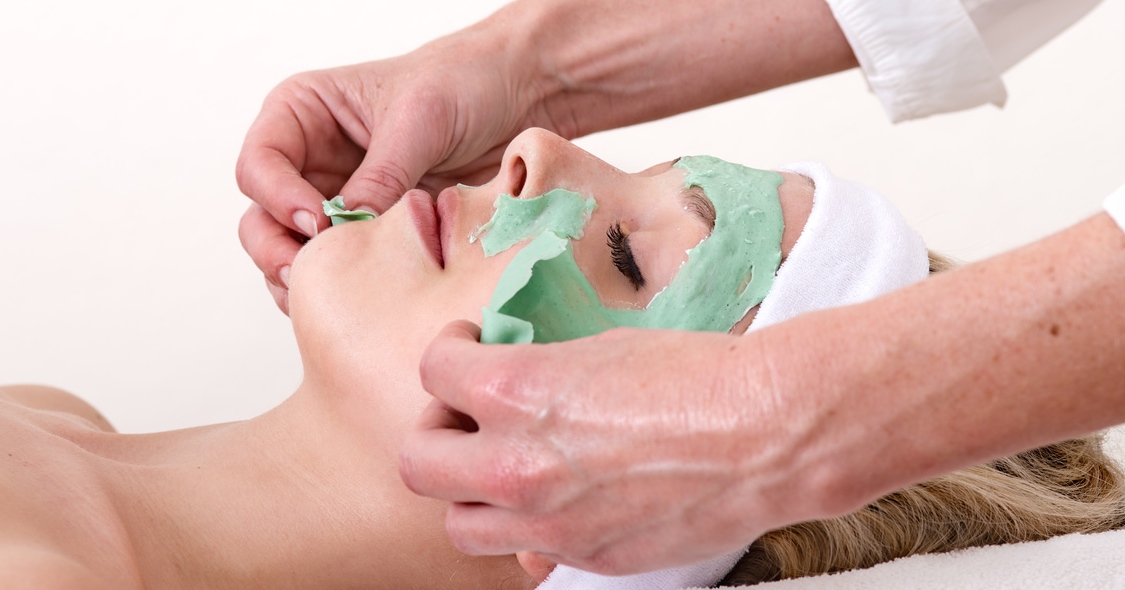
[535,161,929,590]
[750,161,930,331]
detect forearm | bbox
[765,213,1125,516]
[473,0,857,138]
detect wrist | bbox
[738,308,896,521]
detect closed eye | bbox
[607,222,645,290]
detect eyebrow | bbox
[679,185,716,233]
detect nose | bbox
[494,128,606,198]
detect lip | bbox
[435,186,459,261]
[405,189,444,268]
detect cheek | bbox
[288,216,445,358]
[290,208,535,366]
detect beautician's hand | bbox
[399,320,851,575]
[236,30,551,313]
[236,0,857,313]
[401,215,1125,575]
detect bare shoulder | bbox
[0,544,118,590]
[0,403,136,590]
[0,385,115,432]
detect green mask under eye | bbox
[477,156,784,343]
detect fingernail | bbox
[279,265,291,289]
[357,205,377,215]
[293,210,319,238]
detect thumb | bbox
[430,319,484,345]
[418,320,490,416]
[338,110,448,213]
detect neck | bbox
[89,376,529,590]
[93,388,399,589]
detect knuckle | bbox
[349,160,414,201]
[480,455,531,507]
[395,451,422,493]
[476,368,518,405]
[585,547,624,576]
[237,207,256,249]
[271,70,323,100]
[417,338,449,382]
[237,209,269,269]
[279,70,315,87]
[483,448,568,511]
[396,83,454,125]
[234,153,252,194]
[528,516,600,567]
[234,145,275,201]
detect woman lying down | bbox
[2,128,1122,590]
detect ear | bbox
[516,551,558,584]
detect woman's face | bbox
[288,128,812,377]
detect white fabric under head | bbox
[1104,184,1125,233]
[750,161,930,331]
[535,550,745,590]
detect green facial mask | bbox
[323,196,377,225]
[477,156,785,344]
[471,189,598,255]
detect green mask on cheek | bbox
[478,156,785,344]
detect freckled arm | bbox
[760,212,1125,515]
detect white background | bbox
[1,0,1122,436]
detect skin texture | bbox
[235,0,854,312]
[401,213,1125,575]
[1,129,814,588]
[234,0,1125,577]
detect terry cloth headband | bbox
[750,161,930,331]
[535,161,930,590]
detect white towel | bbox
[537,550,746,590]
[751,161,929,331]
[537,162,929,589]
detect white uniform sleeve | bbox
[1105,185,1125,234]
[824,0,1102,122]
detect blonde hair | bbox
[722,252,1125,586]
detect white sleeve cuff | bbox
[966,0,1102,73]
[1105,184,1125,233]
[824,0,1007,123]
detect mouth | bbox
[405,189,444,268]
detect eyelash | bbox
[607,222,645,290]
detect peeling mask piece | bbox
[481,232,624,344]
[323,196,377,226]
[470,189,597,256]
[480,157,784,344]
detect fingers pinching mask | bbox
[323,196,377,225]
[476,156,785,343]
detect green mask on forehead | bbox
[477,156,785,344]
